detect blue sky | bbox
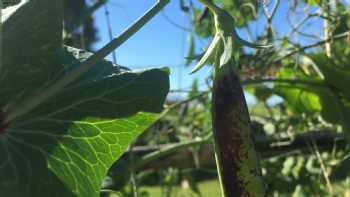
[91,0,324,103]
[92,0,210,94]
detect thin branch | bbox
[158,91,209,120]
[311,140,334,194]
[274,31,349,63]
[129,131,347,170]
[104,4,117,64]
[242,77,326,87]
[128,145,139,197]
[134,133,212,169]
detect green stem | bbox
[242,78,327,87]
[213,141,226,197]
[198,0,221,14]
[269,0,280,21]
[134,134,212,169]
[322,0,335,58]
[274,31,348,63]
[5,0,170,124]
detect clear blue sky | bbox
[92,0,211,95]
[91,0,324,103]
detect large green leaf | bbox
[1,1,170,196]
[0,46,170,196]
[270,65,350,136]
[272,68,322,114]
[0,0,63,105]
[307,53,350,133]
[274,84,322,114]
[309,53,350,99]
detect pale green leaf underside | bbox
[1,112,158,197]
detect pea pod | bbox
[212,57,266,197]
[193,1,270,196]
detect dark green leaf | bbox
[0,47,170,197]
[272,68,322,114]
[330,156,350,182]
[309,53,350,99]
[0,0,63,105]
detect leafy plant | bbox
[0,0,170,196]
[3,0,350,196]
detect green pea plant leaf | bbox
[0,0,170,197]
[1,0,64,105]
[257,52,350,139]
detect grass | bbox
[140,179,222,197]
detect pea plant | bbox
[190,1,271,196]
[1,0,273,196]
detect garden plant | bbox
[2,0,350,197]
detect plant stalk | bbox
[134,133,212,169]
[323,0,336,58]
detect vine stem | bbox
[273,31,348,63]
[311,140,334,194]
[4,0,170,124]
[134,133,212,169]
[103,3,117,64]
[323,0,336,58]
